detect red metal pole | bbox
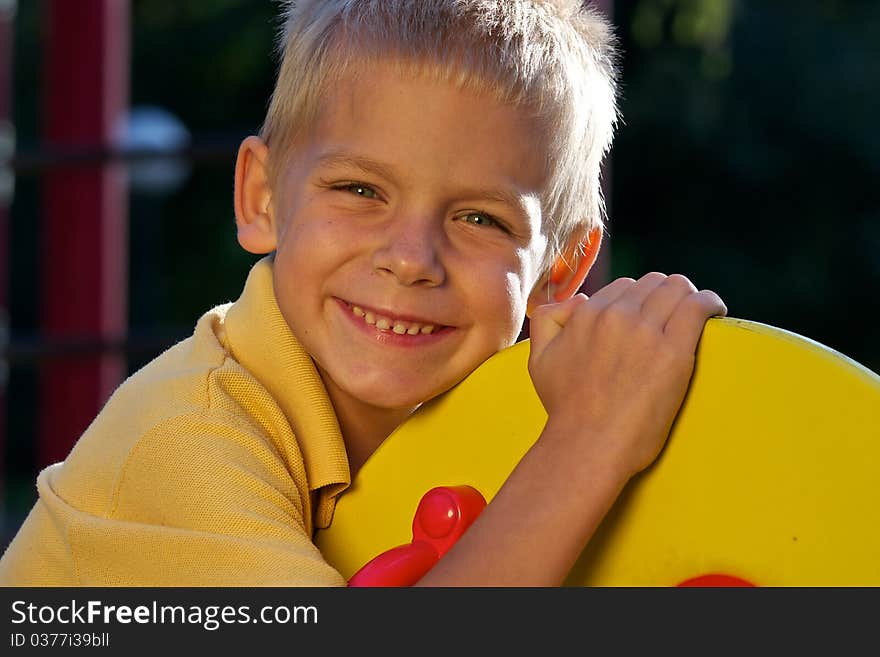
[0,0,15,510]
[39,0,129,467]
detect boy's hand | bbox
[528,272,727,482]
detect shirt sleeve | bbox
[61,412,347,586]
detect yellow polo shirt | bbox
[0,256,351,586]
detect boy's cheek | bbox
[504,267,537,316]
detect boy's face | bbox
[266,62,552,414]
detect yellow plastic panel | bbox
[315,318,880,586]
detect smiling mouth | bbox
[343,302,443,336]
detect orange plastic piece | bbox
[347,485,486,586]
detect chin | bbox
[354,386,442,411]
[339,373,453,411]
[320,352,479,412]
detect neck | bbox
[322,383,417,479]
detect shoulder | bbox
[55,304,310,521]
[110,408,309,531]
[35,411,343,586]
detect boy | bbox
[0,0,725,586]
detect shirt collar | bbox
[223,255,351,501]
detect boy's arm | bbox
[416,273,726,586]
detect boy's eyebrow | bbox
[315,150,535,215]
[315,151,399,183]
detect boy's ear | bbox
[234,136,278,254]
[527,227,602,316]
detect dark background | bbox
[3,0,879,544]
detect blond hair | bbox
[261,0,619,270]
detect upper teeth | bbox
[352,305,436,335]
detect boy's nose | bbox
[371,215,446,287]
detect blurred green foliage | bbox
[609,0,879,374]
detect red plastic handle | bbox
[677,574,756,587]
[348,485,487,587]
[347,541,439,587]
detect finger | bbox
[556,277,637,337]
[528,293,589,349]
[583,276,637,309]
[530,276,639,348]
[663,289,728,348]
[617,271,673,309]
[639,274,698,326]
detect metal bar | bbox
[4,333,187,365]
[10,142,240,174]
[39,0,130,468]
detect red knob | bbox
[348,485,487,587]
